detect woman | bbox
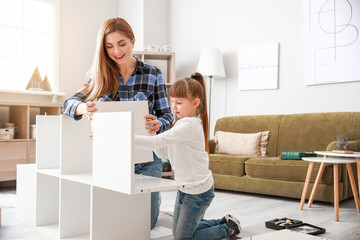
[62,17,173,229]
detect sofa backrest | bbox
[277,112,360,156]
[214,114,283,157]
[214,112,360,157]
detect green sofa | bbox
[209,112,360,203]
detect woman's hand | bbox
[145,114,160,134]
[76,98,104,120]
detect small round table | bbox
[299,151,360,221]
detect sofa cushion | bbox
[259,131,270,156]
[326,139,360,151]
[209,154,249,177]
[214,131,269,156]
[245,157,340,184]
[214,115,283,157]
[214,131,260,156]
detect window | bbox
[0,0,58,91]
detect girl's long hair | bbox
[169,72,209,154]
[78,17,135,101]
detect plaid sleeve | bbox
[153,68,173,133]
[62,93,86,121]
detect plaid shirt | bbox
[63,56,173,133]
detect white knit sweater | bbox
[135,116,213,194]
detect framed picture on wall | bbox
[238,43,279,90]
[304,0,360,85]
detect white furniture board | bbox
[60,179,91,239]
[96,101,153,164]
[37,168,60,177]
[61,115,92,174]
[16,164,37,227]
[242,229,328,240]
[134,174,188,193]
[61,173,93,185]
[63,235,90,240]
[36,224,60,239]
[92,112,134,194]
[36,115,61,169]
[91,186,150,240]
[17,103,193,240]
[36,173,59,226]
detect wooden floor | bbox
[1,185,360,240]
[157,190,360,240]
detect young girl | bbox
[135,72,241,240]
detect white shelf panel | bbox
[92,186,150,240]
[18,100,190,239]
[36,174,59,227]
[65,234,90,240]
[36,223,59,239]
[37,168,60,177]
[92,112,133,194]
[0,88,66,97]
[60,179,91,239]
[61,173,93,185]
[95,101,153,164]
[18,163,37,171]
[17,164,37,227]
[61,116,92,175]
[36,115,61,169]
[134,174,188,193]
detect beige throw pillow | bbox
[259,131,270,156]
[214,131,269,156]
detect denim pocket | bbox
[200,186,215,199]
[200,187,215,210]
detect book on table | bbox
[331,150,354,154]
[280,151,317,160]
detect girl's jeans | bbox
[172,186,233,240]
[135,153,162,229]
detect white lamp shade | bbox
[196,48,226,78]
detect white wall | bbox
[144,0,169,47]
[170,0,360,136]
[118,0,144,50]
[118,0,169,50]
[59,0,168,97]
[58,0,360,137]
[60,0,119,99]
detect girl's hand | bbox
[144,114,160,134]
[76,98,104,120]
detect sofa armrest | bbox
[208,139,216,154]
[326,139,360,151]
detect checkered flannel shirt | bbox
[63,56,173,133]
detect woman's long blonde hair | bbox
[78,17,135,101]
[169,72,209,154]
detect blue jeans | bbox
[135,153,162,229]
[172,186,233,240]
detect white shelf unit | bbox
[133,51,175,88]
[17,102,188,240]
[0,101,62,181]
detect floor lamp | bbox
[196,48,226,136]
